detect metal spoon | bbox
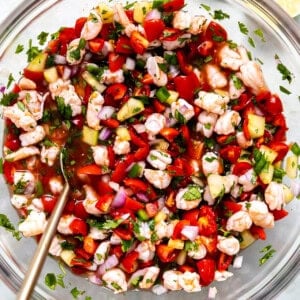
[17,150,70,300]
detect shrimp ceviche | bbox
[1,0,298,296]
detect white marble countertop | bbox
[0,0,299,299]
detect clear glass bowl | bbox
[0,0,300,299]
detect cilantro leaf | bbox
[200,3,211,11]
[71,287,85,299]
[277,63,293,83]
[254,28,265,42]
[231,74,243,90]
[0,92,18,106]
[15,44,24,54]
[259,245,276,266]
[238,22,249,35]
[213,9,230,20]
[174,109,186,124]
[87,218,123,230]
[45,273,57,290]
[37,31,49,45]
[7,73,15,89]
[0,214,22,240]
[279,85,291,95]
[291,143,300,156]
[121,238,135,252]
[248,36,255,48]
[26,39,42,62]
[56,96,73,119]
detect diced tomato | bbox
[250,225,266,240]
[187,139,204,160]
[204,21,228,43]
[74,17,87,37]
[220,145,242,163]
[268,141,289,162]
[167,157,194,177]
[123,178,156,200]
[133,84,151,97]
[73,201,89,220]
[232,161,252,176]
[41,195,57,213]
[156,244,177,263]
[88,38,104,53]
[223,200,242,213]
[196,258,216,286]
[23,69,44,82]
[108,52,126,72]
[130,31,149,55]
[110,245,124,259]
[273,113,287,129]
[200,235,218,254]
[95,194,114,213]
[217,253,233,271]
[46,38,60,54]
[153,98,166,113]
[120,251,139,274]
[257,93,283,115]
[83,236,98,255]
[160,28,181,41]
[174,72,200,101]
[115,35,133,54]
[197,40,214,56]
[110,154,135,183]
[74,248,92,261]
[272,209,288,220]
[232,93,251,111]
[143,19,165,42]
[172,220,190,239]
[162,0,185,12]
[69,218,88,236]
[123,196,144,212]
[96,180,114,196]
[3,161,17,184]
[114,226,133,241]
[105,83,127,101]
[216,134,236,145]
[76,164,103,176]
[178,265,196,273]
[71,257,92,269]
[159,127,180,143]
[176,50,193,75]
[198,205,218,236]
[183,209,200,225]
[59,27,77,44]
[129,127,148,147]
[4,133,21,151]
[100,118,120,129]
[142,73,154,85]
[107,145,115,169]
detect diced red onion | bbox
[150,89,156,97]
[152,284,168,295]
[24,182,35,195]
[53,54,66,65]
[208,287,218,299]
[181,225,199,241]
[71,65,79,76]
[233,255,243,269]
[157,197,165,210]
[111,187,126,208]
[125,57,136,70]
[97,254,119,276]
[0,85,6,93]
[99,127,112,141]
[108,181,120,192]
[145,9,161,20]
[88,273,102,285]
[136,192,150,203]
[98,106,115,120]
[62,67,72,80]
[132,124,146,133]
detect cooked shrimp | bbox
[18,210,47,237]
[147,149,172,170]
[19,125,46,146]
[202,152,222,176]
[19,90,45,121]
[48,176,64,195]
[195,91,230,115]
[102,268,128,293]
[246,200,274,229]
[146,56,168,87]
[18,77,37,90]
[236,131,253,149]
[171,98,195,123]
[89,226,108,240]
[155,220,175,239]
[57,214,76,235]
[175,185,202,210]
[3,103,37,132]
[101,69,125,84]
[145,113,167,136]
[66,38,86,65]
[162,33,191,51]
[144,169,172,189]
[5,146,39,162]
[49,235,64,256]
[218,44,244,71]
[229,76,245,99]
[187,242,207,260]
[214,110,241,135]
[82,185,103,216]
[10,194,28,209]
[40,145,60,167]
[188,15,207,35]
[196,111,218,138]
[91,145,109,167]
[136,241,156,262]
[163,270,182,291]
[173,11,192,30]
[114,4,136,37]
[217,235,240,256]
[178,271,201,293]
[113,136,131,155]
[86,91,104,130]
[81,9,103,40]
[139,266,160,289]
[264,181,285,210]
[226,211,252,232]
[238,168,257,192]
[94,241,110,265]
[205,64,228,89]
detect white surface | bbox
[0,0,299,299]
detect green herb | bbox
[214,185,226,207]
[0,92,18,106]
[86,64,106,80]
[111,282,122,291]
[205,156,216,162]
[158,63,168,73]
[279,85,291,95]
[69,39,86,61]
[71,287,85,299]
[37,31,49,45]
[15,44,24,54]
[227,40,238,49]
[56,96,73,119]
[273,167,286,182]
[245,202,251,210]
[291,142,300,156]
[87,218,123,230]
[276,59,293,83]
[200,3,211,11]
[14,179,27,194]
[85,297,92,300]
[204,123,211,130]
[184,241,199,252]
[0,214,22,240]
[26,39,42,62]
[174,109,186,124]
[35,181,44,197]
[253,28,265,42]
[238,22,249,35]
[17,101,25,112]
[253,148,268,174]
[259,245,276,266]
[0,158,3,174]
[164,52,178,65]
[124,1,136,9]
[108,22,124,40]
[56,274,65,288]
[45,273,57,290]
[6,73,15,89]
[231,74,243,90]
[60,240,75,250]
[248,36,255,48]
[156,86,170,103]
[204,137,216,149]
[128,163,142,178]
[213,9,230,20]
[204,55,213,63]
[121,238,135,252]
[183,185,202,201]
[130,275,143,287]
[212,34,225,42]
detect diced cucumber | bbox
[82,71,106,93]
[165,90,179,105]
[207,174,225,199]
[259,145,278,163]
[259,163,274,184]
[128,163,144,178]
[117,98,145,122]
[239,230,256,249]
[43,67,58,83]
[247,113,265,139]
[286,155,298,179]
[156,87,170,103]
[60,250,76,267]
[133,1,152,23]
[82,125,99,146]
[26,52,48,72]
[116,126,131,141]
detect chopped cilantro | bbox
[273,167,286,182]
[45,273,57,290]
[291,143,300,156]
[17,101,25,112]
[0,158,3,174]
[0,92,18,106]
[200,3,211,11]
[183,185,202,201]
[253,28,265,42]
[121,238,135,252]
[0,214,22,240]
[231,74,243,90]
[164,52,178,65]
[6,73,15,89]
[60,240,75,250]
[279,85,291,95]
[205,156,216,162]
[238,22,249,35]
[15,44,24,54]
[70,287,85,299]
[248,36,255,48]
[227,40,238,49]
[56,96,73,119]
[37,31,49,45]
[174,109,186,124]
[111,282,122,291]
[204,55,213,63]
[87,218,123,230]
[259,245,276,266]
[275,56,293,83]
[124,1,136,9]
[157,62,168,73]
[253,148,268,174]
[213,9,230,20]
[185,241,199,252]
[26,39,42,62]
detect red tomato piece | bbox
[114,227,133,241]
[107,145,115,169]
[115,35,133,54]
[162,0,185,12]
[133,145,150,162]
[83,236,98,255]
[74,17,87,37]
[220,145,242,163]
[59,27,77,44]
[71,114,85,129]
[153,99,166,113]
[96,180,114,196]
[178,265,196,273]
[100,118,120,129]
[198,205,218,236]
[223,200,242,213]
[250,225,266,240]
[3,161,17,184]
[204,21,228,43]
[232,161,252,176]
[108,53,126,72]
[110,245,124,259]
[4,133,21,151]
[172,220,190,239]
[197,40,214,56]
[143,19,165,42]
[88,38,104,53]
[268,141,289,162]
[123,196,144,212]
[176,50,193,75]
[196,258,216,286]
[187,139,204,160]
[272,209,288,220]
[69,218,88,236]
[159,127,180,143]
[105,83,127,101]
[217,253,233,271]
[145,202,158,218]
[73,201,89,220]
[76,164,103,176]
[120,251,139,274]
[41,195,57,213]
[130,31,149,55]
[23,69,44,82]
[74,248,92,261]
[156,244,177,263]
[183,209,200,225]
[174,72,200,101]
[110,154,135,183]
[95,194,114,213]
[232,93,252,111]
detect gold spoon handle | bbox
[17,182,70,300]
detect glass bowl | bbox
[0,0,300,299]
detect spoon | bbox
[17,150,70,300]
